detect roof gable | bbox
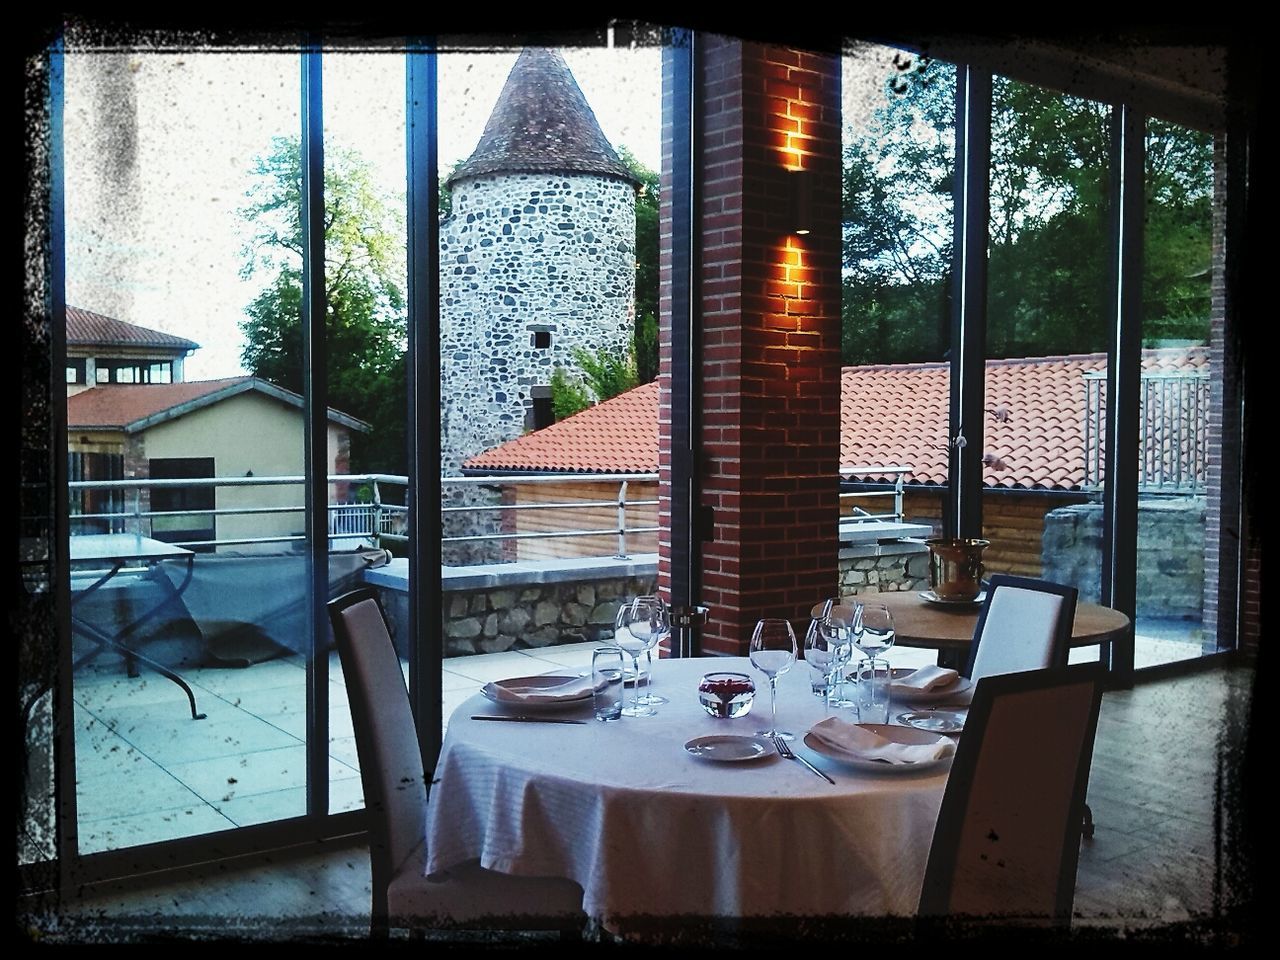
[67,306,201,353]
[67,377,369,433]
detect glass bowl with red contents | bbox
[697,672,756,719]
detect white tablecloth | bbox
[425,656,951,929]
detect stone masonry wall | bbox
[1043,498,1206,619]
[374,572,657,659]
[438,171,636,564]
[370,545,924,660]
[439,172,636,477]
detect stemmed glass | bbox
[614,600,656,718]
[749,618,798,741]
[803,618,840,712]
[854,600,895,668]
[815,598,861,708]
[630,596,669,706]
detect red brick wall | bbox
[660,38,843,655]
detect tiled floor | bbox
[43,627,1205,855]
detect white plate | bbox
[888,667,973,704]
[896,710,965,734]
[918,589,987,607]
[684,735,774,763]
[480,674,598,713]
[802,724,955,774]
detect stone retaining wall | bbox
[1043,498,1206,619]
[366,541,929,658]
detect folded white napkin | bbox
[891,664,959,694]
[808,717,956,765]
[482,674,599,705]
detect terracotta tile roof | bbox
[465,348,1209,491]
[67,306,200,352]
[446,48,639,188]
[464,381,659,474]
[67,377,369,433]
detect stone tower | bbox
[439,48,640,482]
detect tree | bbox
[617,145,660,384]
[239,137,408,476]
[842,56,1214,364]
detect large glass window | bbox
[1134,118,1217,667]
[840,43,955,663]
[435,44,661,727]
[983,79,1111,636]
[64,50,310,851]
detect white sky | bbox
[62,43,902,381]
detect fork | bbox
[771,734,835,784]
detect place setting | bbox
[471,669,609,724]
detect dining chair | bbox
[918,663,1105,928]
[327,587,587,938]
[963,574,1078,683]
[960,575,1097,836]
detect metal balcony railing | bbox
[1083,371,1212,493]
[67,468,914,560]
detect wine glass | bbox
[803,618,839,712]
[614,600,656,718]
[815,598,861,708]
[630,596,669,706]
[855,600,895,674]
[749,618,797,741]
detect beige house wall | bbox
[142,392,349,552]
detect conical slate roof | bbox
[447,48,639,188]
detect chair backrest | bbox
[328,588,426,890]
[964,575,1078,682]
[919,663,1105,924]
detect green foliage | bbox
[548,345,640,423]
[238,137,408,475]
[617,145,659,383]
[550,366,593,422]
[843,57,1214,364]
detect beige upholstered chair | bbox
[327,588,586,937]
[965,574,1078,682]
[918,663,1105,927]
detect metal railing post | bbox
[894,474,905,523]
[132,487,142,537]
[372,477,383,548]
[616,479,629,559]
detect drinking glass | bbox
[853,659,891,725]
[614,601,656,718]
[630,595,669,706]
[749,618,797,741]
[591,647,625,721]
[803,618,839,712]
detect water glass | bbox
[853,659,891,725]
[592,647,625,721]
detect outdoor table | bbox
[424,655,953,934]
[69,534,205,720]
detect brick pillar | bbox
[660,38,842,656]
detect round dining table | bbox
[424,655,955,934]
[871,590,1131,653]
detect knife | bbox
[470,715,587,725]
